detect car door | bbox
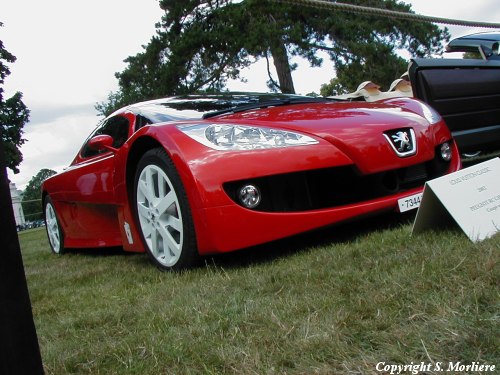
[57,114,133,243]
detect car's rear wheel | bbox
[134,148,198,270]
[44,196,65,254]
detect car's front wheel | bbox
[134,148,198,270]
[44,196,65,254]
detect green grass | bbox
[19,215,499,374]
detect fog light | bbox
[440,142,452,161]
[238,185,261,209]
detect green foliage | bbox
[97,0,449,116]
[19,217,499,374]
[463,51,482,59]
[0,22,30,173]
[94,91,127,120]
[316,0,449,93]
[1,91,29,172]
[0,35,15,88]
[320,77,348,97]
[22,168,56,221]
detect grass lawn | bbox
[19,214,498,374]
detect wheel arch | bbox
[116,136,165,253]
[41,190,49,205]
[40,190,53,223]
[125,134,204,210]
[126,136,165,200]
[123,134,212,255]
[42,193,66,254]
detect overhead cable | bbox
[269,0,500,28]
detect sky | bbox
[2,0,500,190]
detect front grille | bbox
[224,146,450,213]
[398,163,428,184]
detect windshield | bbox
[132,93,337,123]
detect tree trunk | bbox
[270,42,296,94]
[266,12,295,94]
[0,129,44,375]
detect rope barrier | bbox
[269,0,500,28]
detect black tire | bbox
[133,148,198,270]
[43,196,65,254]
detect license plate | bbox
[398,192,423,213]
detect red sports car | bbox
[42,93,461,270]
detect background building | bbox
[9,181,25,227]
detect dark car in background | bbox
[409,32,500,155]
[446,31,500,60]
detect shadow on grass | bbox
[62,246,154,269]
[63,246,131,257]
[205,210,417,270]
[57,209,420,271]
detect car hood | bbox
[210,101,437,173]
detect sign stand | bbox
[413,157,500,242]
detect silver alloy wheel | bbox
[136,164,184,267]
[45,202,61,253]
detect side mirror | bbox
[87,134,117,153]
[493,42,500,56]
[479,44,493,60]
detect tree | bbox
[319,77,346,97]
[0,22,30,174]
[97,1,253,115]
[97,0,449,116]
[0,28,43,370]
[22,168,56,221]
[0,115,44,375]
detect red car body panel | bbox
[42,95,461,257]
[198,187,425,252]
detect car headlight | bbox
[178,123,318,150]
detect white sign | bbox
[413,158,500,242]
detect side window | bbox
[135,114,153,131]
[81,116,130,158]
